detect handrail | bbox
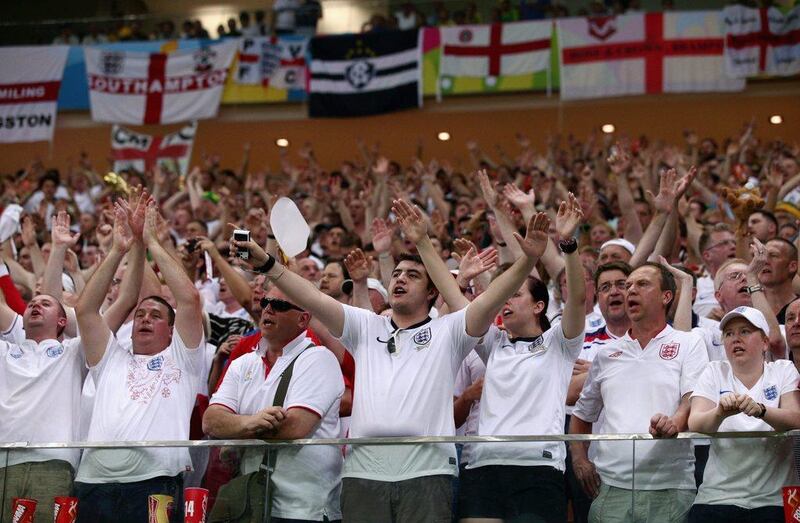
[1,430,798,450]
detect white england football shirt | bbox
[0,314,84,468]
[210,332,344,521]
[468,323,583,471]
[76,331,205,483]
[692,360,799,508]
[573,325,708,490]
[338,305,479,481]
[453,350,485,467]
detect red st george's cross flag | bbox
[558,11,744,100]
[84,41,237,125]
[723,5,800,78]
[440,20,552,78]
[111,121,196,176]
[0,46,68,143]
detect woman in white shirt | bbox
[458,196,586,523]
[688,306,800,523]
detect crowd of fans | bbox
[43,0,790,44]
[0,121,799,522]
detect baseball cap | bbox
[600,238,636,255]
[367,278,389,302]
[719,306,770,337]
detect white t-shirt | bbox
[692,360,799,508]
[453,350,485,466]
[694,275,719,318]
[469,324,583,471]
[76,331,206,483]
[693,318,725,362]
[573,325,708,490]
[210,332,344,521]
[0,315,84,468]
[338,305,479,481]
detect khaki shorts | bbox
[0,459,74,522]
[341,475,453,523]
[589,483,694,523]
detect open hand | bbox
[392,199,428,244]
[515,212,550,260]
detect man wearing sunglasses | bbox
[204,287,345,522]
[232,205,553,523]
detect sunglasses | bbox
[260,297,304,313]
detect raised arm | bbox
[746,239,786,360]
[556,194,587,340]
[198,237,253,316]
[630,167,696,268]
[232,238,346,338]
[465,213,550,337]
[371,217,395,290]
[393,198,469,312]
[659,257,693,332]
[103,194,147,333]
[143,204,203,348]
[343,248,374,312]
[75,207,132,366]
[42,211,81,300]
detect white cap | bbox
[719,306,770,336]
[367,278,388,302]
[600,238,636,255]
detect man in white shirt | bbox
[694,224,736,318]
[232,205,550,523]
[73,203,205,523]
[570,262,709,523]
[204,287,344,522]
[0,290,79,522]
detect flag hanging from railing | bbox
[558,11,744,100]
[85,41,236,124]
[723,5,800,78]
[0,46,68,143]
[309,29,422,117]
[234,35,309,90]
[110,121,196,175]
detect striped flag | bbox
[308,29,421,117]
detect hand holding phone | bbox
[233,229,250,259]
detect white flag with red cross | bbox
[0,46,68,143]
[110,121,196,176]
[558,11,744,101]
[723,5,800,78]
[440,20,552,79]
[85,41,237,125]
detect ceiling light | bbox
[601,124,615,134]
[437,131,451,141]
[769,115,783,125]
[276,138,289,147]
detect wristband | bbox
[267,234,276,240]
[746,284,763,294]
[755,403,767,419]
[495,241,507,247]
[559,238,578,254]
[255,254,277,274]
[378,252,392,259]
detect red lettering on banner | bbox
[0,81,61,105]
[562,13,723,94]
[112,136,189,172]
[725,8,800,72]
[443,23,551,76]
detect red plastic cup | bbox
[784,486,800,523]
[148,494,174,523]
[183,487,209,523]
[54,496,78,523]
[10,498,36,523]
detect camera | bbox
[233,229,250,259]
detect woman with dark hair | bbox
[455,194,587,523]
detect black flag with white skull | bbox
[308,29,422,118]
